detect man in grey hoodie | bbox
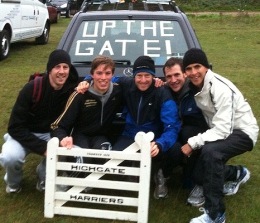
[51,55,123,152]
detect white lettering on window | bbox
[115,40,136,56]
[123,20,135,35]
[102,21,115,37]
[144,40,160,57]
[75,40,97,55]
[99,41,114,55]
[141,21,156,36]
[160,21,175,36]
[82,22,99,37]
[165,40,172,55]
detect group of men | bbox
[0,48,258,223]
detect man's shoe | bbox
[6,185,21,194]
[223,166,250,196]
[153,168,168,199]
[56,184,70,192]
[187,185,205,207]
[190,208,226,223]
[4,174,21,194]
[36,179,45,192]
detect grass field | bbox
[0,14,259,223]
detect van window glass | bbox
[2,0,20,2]
[69,20,188,65]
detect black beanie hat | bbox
[133,56,155,76]
[46,49,71,73]
[183,48,210,69]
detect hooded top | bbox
[50,81,123,144]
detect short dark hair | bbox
[90,55,115,75]
[163,57,184,75]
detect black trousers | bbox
[180,124,209,189]
[192,129,253,219]
[72,133,110,164]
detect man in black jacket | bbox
[51,55,123,155]
[0,49,80,193]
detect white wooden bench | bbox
[44,132,153,223]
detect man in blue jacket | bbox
[112,55,182,199]
[163,57,208,192]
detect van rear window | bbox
[69,20,188,65]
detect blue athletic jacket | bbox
[114,77,181,152]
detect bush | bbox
[176,0,260,11]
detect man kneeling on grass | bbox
[181,48,259,223]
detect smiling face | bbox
[48,63,70,90]
[164,63,186,93]
[91,64,113,94]
[134,72,153,91]
[185,63,208,89]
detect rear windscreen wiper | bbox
[114,60,131,65]
[73,61,92,64]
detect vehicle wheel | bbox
[66,9,71,18]
[54,12,60,23]
[35,23,50,44]
[57,12,61,21]
[0,29,11,61]
[53,14,57,23]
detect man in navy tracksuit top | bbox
[112,55,182,199]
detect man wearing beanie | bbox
[0,49,85,193]
[181,48,259,223]
[112,55,182,199]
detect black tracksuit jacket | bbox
[7,67,79,155]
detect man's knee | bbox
[1,142,26,168]
[200,143,221,161]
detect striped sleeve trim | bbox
[51,91,79,130]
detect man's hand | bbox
[181,143,193,157]
[150,141,160,157]
[76,81,89,94]
[153,78,165,88]
[60,136,73,149]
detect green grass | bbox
[0,15,260,223]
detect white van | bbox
[0,0,50,61]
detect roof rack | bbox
[80,0,182,13]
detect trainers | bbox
[56,171,70,192]
[187,185,205,207]
[36,180,45,192]
[190,207,226,223]
[223,166,250,196]
[153,168,168,199]
[56,184,70,192]
[4,174,21,194]
[36,164,45,192]
[6,185,21,194]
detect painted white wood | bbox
[44,131,153,223]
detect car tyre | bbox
[53,11,60,23]
[57,11,61,20]
[66,9,71,18]
[35,23,50,44]
[0,29,10,61]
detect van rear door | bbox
[0,0,22,42]
[35,0,49,34]
[20,0,40,38]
